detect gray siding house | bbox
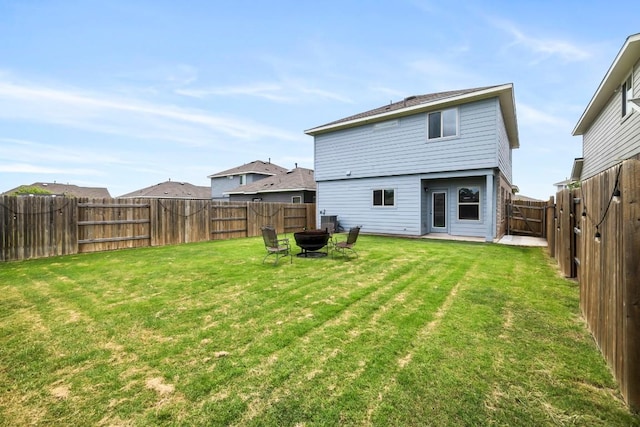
[208,160,288,200]
[305,84,519,241]
[572,33,640,178]
[225,167,316,203]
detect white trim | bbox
[372,188,396,207]
[431,190,448,232]
[427,107,459,141]
[457,186,481,222]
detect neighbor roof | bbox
[225,167,316,195]
[305,84,519,148]
[573,33,640,135]
[119,181,210,198]
[2,182,111,198]
[207,160,288,178]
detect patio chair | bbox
[325,222,337,250]
[333,226,361,258]
[261,226,292,265]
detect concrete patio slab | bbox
[495,235,548,247]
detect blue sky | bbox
[0,1,638,199]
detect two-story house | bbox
[572,33,640,177]
[305,84,519,241]
[208,160,288,200]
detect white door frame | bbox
[431,189,448,233]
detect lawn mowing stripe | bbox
[224,259,439,424]
[2,240,637,425]
[226,261,466,425]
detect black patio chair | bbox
[333,226,361,258]
[261,226,292,265]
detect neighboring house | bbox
[552,179,572,192]
[208,160,288,200]
[225,167,316,203]
[119,180,210,199]
[2,182,111,198]
[572,33,640,178]
[305,84,519,241]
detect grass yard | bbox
[0,234,638,426]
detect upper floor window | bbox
[622,74,634,117]
[239,174,247,185]
[428,108,458,140]
[373,189,395,207]
[458,187,480,220]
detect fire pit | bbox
[294,229,330,258]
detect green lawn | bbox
[0,235,637,426]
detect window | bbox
[373,189,395,207]
[291,196,301,203]
[622,74,634,117]
[428,108,457,140]
[458,187,480,220]
[239,174,247,185]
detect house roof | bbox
[573,33,640,135]
[305,84,520,149]
[2,182,111,198]
[118,181,210,198]
[225,167,316,195]
[207,160,288,178]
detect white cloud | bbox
[0,137,127,165]
[0,77,300,145]
[176,79,353,104]
[491,18,591,63]
[0,162,102,175]
[517,103,573,129]
[176,83,292,102]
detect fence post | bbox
[622,160,640,411]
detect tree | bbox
[11,186,53,195]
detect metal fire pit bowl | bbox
[293,229,330,258]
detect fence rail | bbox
[0,197,316,262]
[550,159,640,411]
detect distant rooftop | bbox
[225,167,315,195]
[208,160,288,178]
[2,182,111,198]
[119,180,210,199]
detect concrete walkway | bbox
[421,233,548,247]
[495,235,548,247]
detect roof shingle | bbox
[119,181,210,198]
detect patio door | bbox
[431,191,447,232]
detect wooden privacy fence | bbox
[0,197,316,262]
[551,159,640,411]
[507,199,549,237]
